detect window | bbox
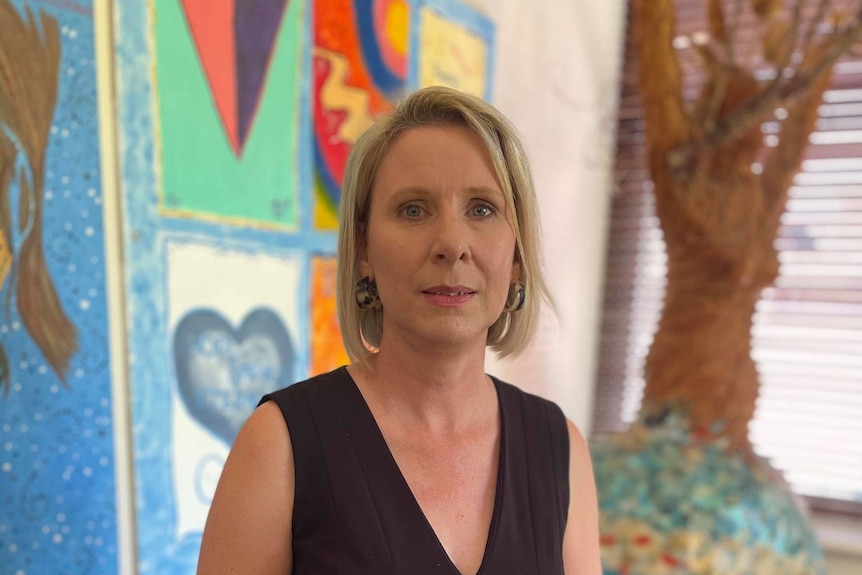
[592,0,862,512]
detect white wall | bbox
[473,0,628,433]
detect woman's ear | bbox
[511,259,521,283]
[511,246,522,282]
[358,226,372,278]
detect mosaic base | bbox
[590,412,825,575]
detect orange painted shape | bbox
[311,257,350,375]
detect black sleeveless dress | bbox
[259,366,570,574]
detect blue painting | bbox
[113,0,318,566]
[0,0,117,573]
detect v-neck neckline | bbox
[340,367,507,575]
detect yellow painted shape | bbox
[314,176,340,230]
[418,7,487,98]
[386,0,409,56]
[314,47,375,145]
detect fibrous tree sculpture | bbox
[636,0,862,452]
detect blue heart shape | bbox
[173,308,294,445]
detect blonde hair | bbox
[336,86,551,362]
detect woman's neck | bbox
[348,338,496,435]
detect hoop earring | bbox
[355,277,382,310]
[503,281,526,313]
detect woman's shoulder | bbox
[490,375,567,425]
[259,365,352,406]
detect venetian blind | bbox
[592,0,862,510]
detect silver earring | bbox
[355,277,382,310]
[503,281,526,312]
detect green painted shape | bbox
[154,0,303,228]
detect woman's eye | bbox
[402,204,423,218]
[471,204,495,217]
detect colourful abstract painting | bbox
[313,0,410,229]
[112,0,492,573]
[0,0,117,573]
[154,0,304,229]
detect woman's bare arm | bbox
[197,401,294,574]
[562,419,602,575]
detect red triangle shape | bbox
[181,0,241,155]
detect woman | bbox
[197,86,601,574]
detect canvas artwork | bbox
[112,0,492,573]
[0,0,495,572]
[165,238,301,540]
[0,0,117,573]
[313,0,411,229]
[413,0,493,99]
[114,0,312,571]
[155,0,304,229]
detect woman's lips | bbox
[422,286,476,306]
[423,285,475,296]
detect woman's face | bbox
[360,125,520,351]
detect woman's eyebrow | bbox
[382,185,505,205]
[466,185,504,198]
[389,186,433,200]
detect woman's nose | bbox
[433,213,470,263]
